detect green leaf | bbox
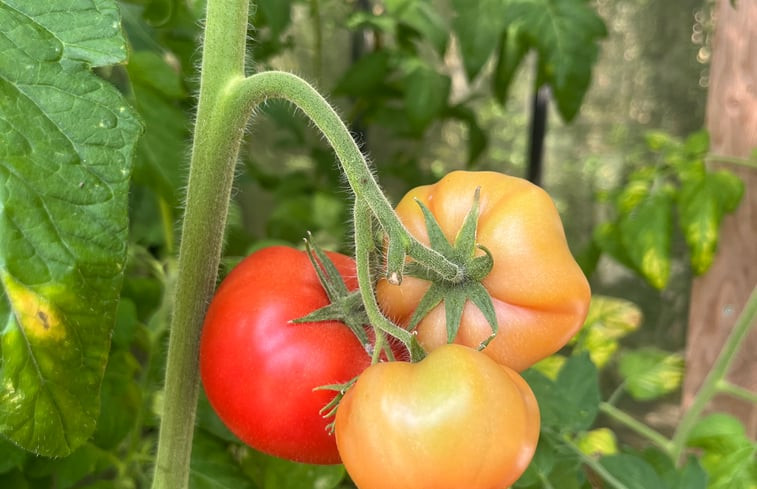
[128,50,189,209]
[0,0,141,456]
[0,435,26,474]
[1,0,127,66]
[687,413,749,452]
[642,448,708,489]
[673,459,708,489]
[619,191,674,289]
[645,130,675,152]
[514,434,557,486]
[572,295,642,368]
[190,432,255,489]
[575,428,618,457]
[111,298,140,349]
[240,447,345,489]
[505,0,607,121]
[0,470,28,489]
[142,0,174,26]
[530,354,566,381]
[600,453,667,489]
[687,415,757,489]
[347,11,398,37]
[523,352,600,432]
[683,130,710,156]
[677,170,744,274]
[195,388,240,444]
[451,0,508,80]
[256,0,293,37]
[493,26,530,104]
[618,348,684,401]
[92,350,142,449]
[444,105,488,166]
[333,51,391,97]
[386,0,448,54]
[593,221,636,271]
[404,64,450,134]
[267,191,346,246]
[514,433,587,489]
[24,443,112,489]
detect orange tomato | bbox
[335,344,540,489]
[376,171,590,371]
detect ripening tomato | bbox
[376,171,591,372]
[199,246,371,464]
[335,344,540,489]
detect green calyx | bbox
[404,188,498,348]
[291,237,371,348]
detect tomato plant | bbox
[199,246,371,464]
[376,171,591,372]
[335,344,540,489]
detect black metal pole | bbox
[526,85,550,186]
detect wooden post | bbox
[683,0,757,435]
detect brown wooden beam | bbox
[683,0,757,436]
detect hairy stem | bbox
[151,0,249,487]
[352,198,417,356]
[228,71,461,282]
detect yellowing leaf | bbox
[575,428,618,457]
[618,348,684,401]
[572,296,642,368]
[1,273,65,341]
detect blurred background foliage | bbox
[5,0,750,487]
[129,0,716,347]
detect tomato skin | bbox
[199,246,370,464]
[376,171,591,371]
[335,344,540,489]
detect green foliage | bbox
[451,0,508,80]
[334,0,607,172]
[502,0,607,120]
[0,0,752,488]
[514,293,756,489]
[593,130,744,289]
[0,0,141,456]
[618,348,684,401]
[570,295,642,368]
[687,414,757,489]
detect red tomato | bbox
[199,246,370,464]
[335,344,540,489]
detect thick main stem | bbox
[153,3,454,486]
[150,0,249,487]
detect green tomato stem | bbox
[538,472,556,489]
[562,435,630,489]
[352,198,419,359]
[670,286,757,462]
[228,71,462,283]
[150,0,249,487]
[706,153,757,169]
[598,402,673,455]
[153,1,453,485]
[716,379,757,403]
